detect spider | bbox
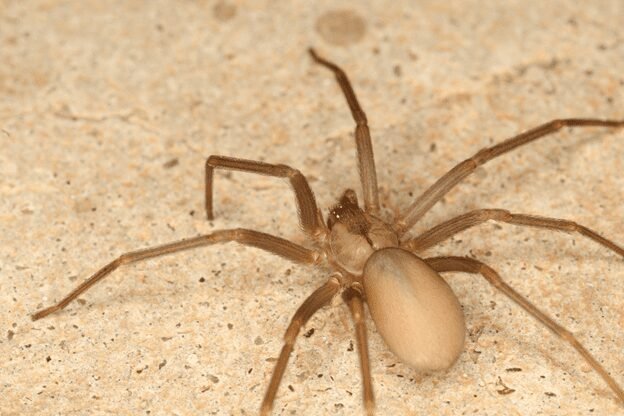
[32,48,624,415]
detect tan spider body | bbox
[327,190,398,275]
[32,49,624,414]
[327,189,465,372]
[363,247,466,371]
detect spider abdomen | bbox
[363,247,465,371]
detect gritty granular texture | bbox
[1,1,623,415]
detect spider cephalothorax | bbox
[327,189,398,275]
[327,189,369,234]
[32,48,624,415]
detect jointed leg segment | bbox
[343,286,375,416]
[396,118,624,235]
[205,155,325,238]
[260,277,341,415]
[309,48,380,215]
[32,229,319,321]
[405,208,624,257]
[426,256,624,404]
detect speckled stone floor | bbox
[1,1,623,415]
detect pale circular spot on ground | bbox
[315,9,366,46]
[213,0,236,22]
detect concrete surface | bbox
[1,1,623,415]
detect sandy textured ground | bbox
[1,1,623,415]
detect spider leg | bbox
[308,48,380,215]
[343,286,375,416]
[403,209,624,256]
[395,118,624,235]
[205,155,325,238]
[261,277,341,415]
[31,229,319,321]
[425,256,624,405]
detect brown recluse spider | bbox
[32,48,624,414]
